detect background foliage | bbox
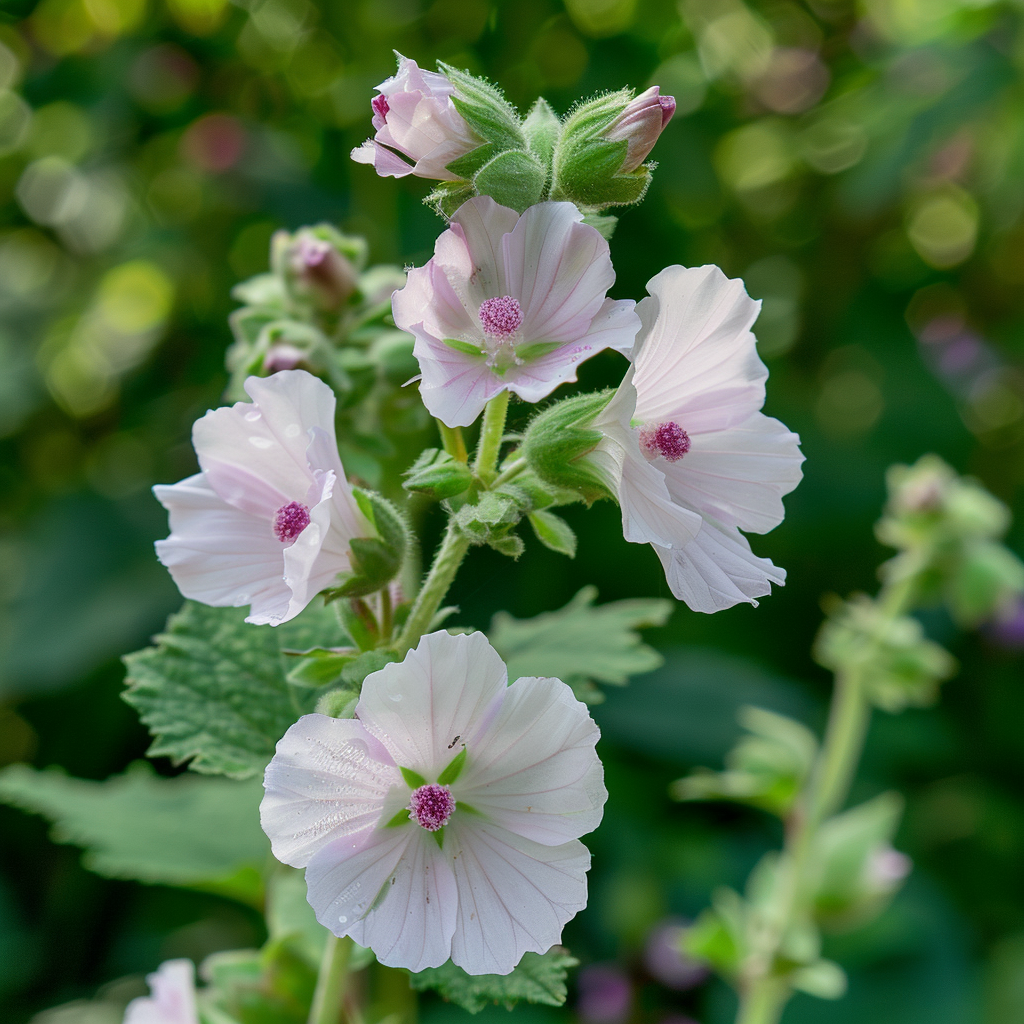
[2,0,1024,1020]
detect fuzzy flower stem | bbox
[491,456,527,489]
[474,391,510,482]
[735,567,922,1024]
[437,419,468,463]
[308,934,353,1024]
[394,521,471,656]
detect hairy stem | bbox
[735,572,920,1024]
[474,391,510,481]
[436,419,468,463]
[308,934,352,1024]
[394,521,471,655]
[491,456,527,489]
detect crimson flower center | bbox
[408,783,455,831]
[639,421,691,462]
[479,295,523,338]
[274,501,311,543]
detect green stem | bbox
[436,420,468,463]
[379,585,393,644]
[491,456,527,489]
[736,976,789,1024]
[308,934,352,1024]
[394,521,471,655]
[474,391,510,481]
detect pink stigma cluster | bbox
[639,421,691,462]
[478,295,523,338]
[408,783,455,832]
[371,94,389,121]
[274,501,311,543]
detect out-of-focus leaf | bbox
[0,762,268,903]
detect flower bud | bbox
[350,54,480,181]
[604,86,676,173]
[327,489,408,599]
[272,226,363,314]
[521,391,616,504]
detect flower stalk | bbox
[308,934,353,1024]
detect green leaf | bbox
[401,767,427,789]
[527,510,577,557]
[473,149,546,213]
[123,601,341,779]
[285,648,358,689]
[202,941,316,1024]
[791,959,847,1000]
[489,586,672,701]
[408,948,578,1013]
[437,747,467,785]
[442,337,485,356]
[266,868,326,969]
[0,762,268,903]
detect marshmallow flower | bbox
[605,86,677,174]
[154,370,370,626]
[589,265,803,612]
[261,630,606,975]
[393,196,640,427]
[351,54,479,180]
[123,960,198,1024]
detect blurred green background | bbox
[2,0,1024,1021]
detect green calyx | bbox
[521,390,616,504]
[326,489,408,599]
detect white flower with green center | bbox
[260,630,607,975]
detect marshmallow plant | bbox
[9,55,1022,1024]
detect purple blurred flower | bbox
[577,964,633,1024]
[644,918,710,991]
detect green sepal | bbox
[489,532,525,558]
[403,448,474,500]
[450,488,529,545]
[516,340,563,361]
[581,212,618,240]
[285,647,359,689]
[446,141,497,179]
[401,767,428,789]
[432,827,445,849]
[521,390,616,504]
[426,180,478,219]
[328,489,408,598]
[527,509,578,557]
[522,96,560,175]
[437,747,468,785]
[315,689,358,719]
[384,808,412,828]
[474,148,546,213]
[442,337,485,356]
[339,649,398,688]
[440,63,525,151]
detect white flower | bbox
[260,630,607,975]
[588,265,803,612]
[351,54,479,181]
[123,960,198,1024]
[392,196,639,427]
[154,370,370,626]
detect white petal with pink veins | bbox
[410,326,503,427]
[350,139,414,177]
[458,676,606,845]
[656,518,786,613]
[261,715,399,868]
[447,819,591,976]
[442,196,519,303]
[346,829,459,971]
[632,265,767,432]
[660,414,804,534]
[153,473,291,625]
[357,631,508,777]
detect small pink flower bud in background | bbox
[577,964,632,1024]
[605,86,676,173]
[272,228,359,313]
[351,54,480,181]
[261,342,306,374]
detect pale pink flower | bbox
[351,54,479,181]
[605,86,676,173]
[588,265,803,612]
[392,196,640,427]
[123,960,198,1024]
[154,370,369,626]
[260,630,606,975]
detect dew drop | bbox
[249,436,273,449]
[284,423,301,438]
[338,915,348,924]
[244,410,261,422]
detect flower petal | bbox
[439,196,519,306]
[153,473,292,625]
[447,819,591,975]
[655,518,786,613]
[124,959,198,1024]
[589,377,701,549]
[193,370,337,504]
[411,326,504,427]
[457,676,606,845]
[261,714,399,868]
[357,631,508,777]
[350,139,415,177]
[660,414,804,534]
[503,203,613,343]
[345,829,458,972]
[632,265,767,432]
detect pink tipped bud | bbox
[272,227,360,313]
[605,86,676,173]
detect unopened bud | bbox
[272,226,362,314]
[605,86,676,173]
[262,342,306,374]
